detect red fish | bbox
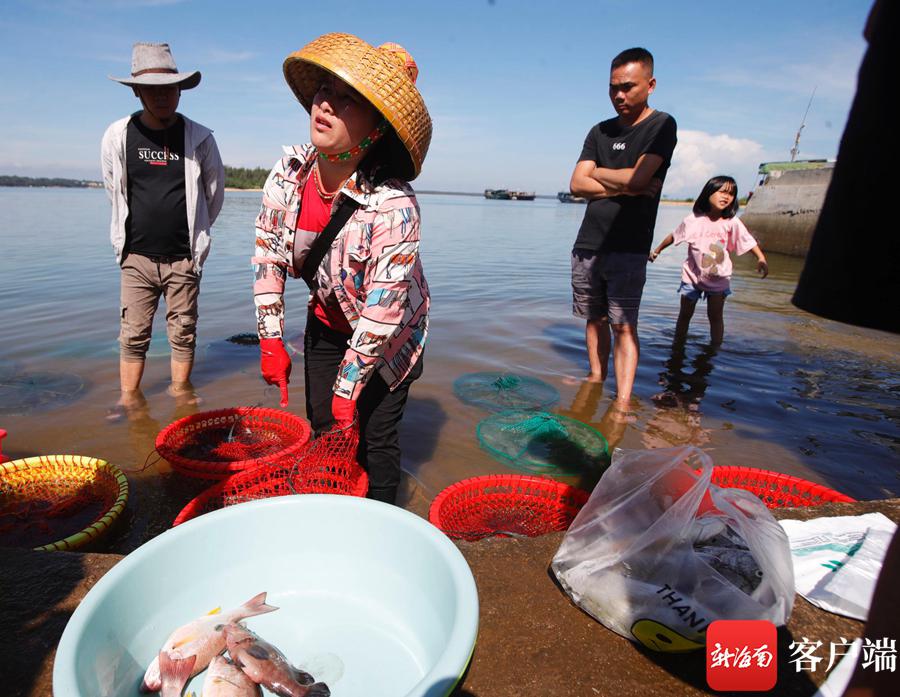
[223,624,329,697]
[202,655,262,697]
[141,592,278,692]
[159,651,196,697]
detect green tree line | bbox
[224,166,269,189]
[0,175,100,187]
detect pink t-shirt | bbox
[673,213,758,292]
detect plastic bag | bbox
[551,446,794,652]
[779,512,896,620]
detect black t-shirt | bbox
[574,110,677,254]
[125,113,190,258]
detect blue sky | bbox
[0,0,872,196]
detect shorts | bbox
[678,281,732,302]
[120,253,200,362]
[571,250,647,325]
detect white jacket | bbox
[100,113,225,272]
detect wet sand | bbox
[6,495,897,696]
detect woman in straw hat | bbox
[253,33,432,505]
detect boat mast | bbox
[790,86,817,162]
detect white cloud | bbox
[666,129,765,198]
[707,41,862,104]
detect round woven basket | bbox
[156,407,312,480]
[0,455,128,551]
[172,460,368,527]
[712,466,855,508]
[429,474,590,541]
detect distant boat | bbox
[484,189,535,201]
[741,160,833,257]
[557,191,586,204]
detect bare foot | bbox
[167,382,203,405]
[561,373,605,386]
[607,405,637,425]
[106,390,148,423]
[607,398,638,424]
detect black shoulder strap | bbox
[300,194,361,289]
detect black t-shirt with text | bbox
[574,110,677,254]
[125,113,190,258]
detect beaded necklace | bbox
[318,120,389,163]
[311,161,346,201]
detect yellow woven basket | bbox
[0,455,129,552]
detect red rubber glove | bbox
[259,338,291,407]
[331,394,357,429]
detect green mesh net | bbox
[0,370,85,416]
[477,410,610,476]
[453,372,559,412]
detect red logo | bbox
[707,620,777,691]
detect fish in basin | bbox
[159,651,196,697]
[141,592,278,692]
[202,654,262,697]
[223,624,330,697]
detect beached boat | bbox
[557,191,586,203]
[741,160,833,257]
[484,189,534,201]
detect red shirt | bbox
[298,174,353,334]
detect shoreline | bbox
[222,187,696,204]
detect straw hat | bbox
[283,33,432,180]
[110,42,201,90]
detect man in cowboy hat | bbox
[568,47,677,411]
[101,42,224,412]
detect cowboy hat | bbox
[283,33,432,180]
[109,42,201,90]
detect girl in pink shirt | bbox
[649,176,768,344]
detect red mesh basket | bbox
[286,423,366,495]
[172,423,367,527]
[429,474,590,541]
[711,466,855,508]
[171,462,368,526]
[156,407,311,480]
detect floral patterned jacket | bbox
[253,144,429,401]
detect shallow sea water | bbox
[1,188,898,552]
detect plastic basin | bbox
[53,495,479,696]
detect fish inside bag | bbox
[551,445,794,652]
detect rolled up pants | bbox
[303,314,422,503]
[119,253,199,362]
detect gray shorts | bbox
[120,253,200,362]
[571,250,647,325]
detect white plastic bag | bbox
[779,512,896,620]
[552,446,794,652]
